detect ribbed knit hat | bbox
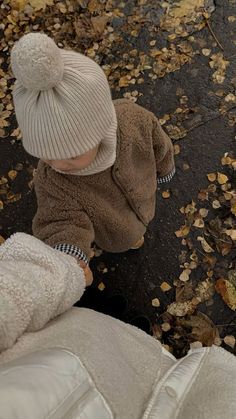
[11,33,117,174]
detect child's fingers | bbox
[78,260,93,286]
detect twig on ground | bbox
[204,11,224,51]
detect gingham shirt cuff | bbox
[157,168,175,184]
[54,243,89,265]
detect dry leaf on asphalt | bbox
[160,281,172,292]
[215,278,236,311]
[223,335,235,348]
[167,300,196,316]
[179,312,219,346]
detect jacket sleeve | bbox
[33,180,95,262]
[152,115,175,181]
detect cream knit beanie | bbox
[11,33,117,175]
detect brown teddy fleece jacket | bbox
[33,99,175,260]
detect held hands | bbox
[79,260,93,287]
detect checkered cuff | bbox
[54,243,89,265]
[157,168,175,184]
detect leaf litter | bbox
[0,0,236,358]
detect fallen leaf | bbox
[174,144,180,155]
[8,170,17,180]
[195,279,214,302]
[224,335,236,348]
[207,173,216,182]
[176,282,195,302]
[212,199,221,209]
[225,229,236,241]
[0,201,3,210]
[98,282,105,291]
[179,268,191,282]
[152,323,162,340]
[193,218,204,228]
[160,281,172,292]
[180,312,219,346]
[215,278,236,311]
[175,224,190,237]
[197,236,214,253]
[199,208,209,218]
[0,235,5,245]
[152,298,160,307]
[228,16,236,23]
[161,322,171,332]
[22,0,54,11]
[167,300,196,317]
[202,48,211,56]
[91,15,109,35]
[162,190,170,199]
[217,172,228,185]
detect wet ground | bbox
[0,0,236,356]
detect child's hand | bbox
[79,260,93,287]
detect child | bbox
[11,33,175,278]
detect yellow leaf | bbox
[216,278,236,311]
[225,229,236,241]
[119,76,130,88]
[29,0,54,11]
[228,16,236,23]
[217,172,228,185]
[160,281,172,292]
[179,269,191,282]
[98,282,105,291]
[207,173,216,182]
[193,218,204,228]
[162,190,170,199]
[13,0,27,11]
[197,236,214,253]
[8,170,17,180]
[175,224,190,238]
[152,298,160,307]
[202,48,211,56]
[231,202,236,215]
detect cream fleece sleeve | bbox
[0,233,86,351]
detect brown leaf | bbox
[152,298,160,307]
[91,15,109,35]
[207,173,216,182]
[98,282,105,291]
[215,278,236,311]
[197,236,214,253]
[217,172,228,185]
[8,170,17,180]
[223,335,235,348]
[176,282,195,302]
[160,281,172,292]
[162,190,170,199]
[175,224,190,238]
[179,268,191,282]
[167,300,196,317]
[180,312,219,346]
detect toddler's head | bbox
[11,33,117,175]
